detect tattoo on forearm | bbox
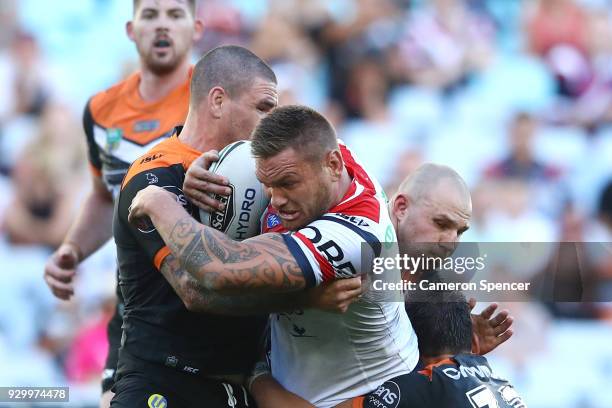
[204,228,261,263]
[165,216,305,292]
[182,232,213,271]
[160,253,302,314]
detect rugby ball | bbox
[199,141,270,240]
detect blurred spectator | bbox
[0,30,51,174]
[533,203,598,317]
[394,0,496,94]
[526,0,589,58]
[249,1,324,109]
[0,0,17,50]
[345,56,390,121]
[383,148,425,196]
[10,31,49,117]
[485,112,560,182]
[317,0,401,117]
[250,0,322,65]
[525,0,594,104]
[195,0,246,52]
[2,103,85,248]
[555,10,612,130]
[340,57,415,187]
[464,179,558,242]
[0,0,17,125]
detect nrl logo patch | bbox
[266,213,281,229]
[106,128,122,151]
[147,394,167,408]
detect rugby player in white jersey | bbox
[127,105,418,407]
[245,163,515,407]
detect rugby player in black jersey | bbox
[112,46,363,408]
[349,290,525,408]
[43,1,202,406]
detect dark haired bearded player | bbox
[43,1,203,406]
[130,105,423,407]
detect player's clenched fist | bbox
[44,243,81,300]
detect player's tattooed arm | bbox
[159,253,307,314]
[167,217,306,293]
[129,185,306,294]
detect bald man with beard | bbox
[388,164,472,281]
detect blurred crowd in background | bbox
[0,0,612,407]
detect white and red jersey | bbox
[262,143,418,408]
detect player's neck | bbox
[138,58,191,103]
[421,353,458,367]
[178,113,224,153]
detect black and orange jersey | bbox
[350,354,526,408]
[113,130,268,376]
[84,69,191,198]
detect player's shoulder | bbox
[88,71,140,124]
[315,212,380,238]
[357,373,427,408]
[120,137,187,190]
[332,143,388,225]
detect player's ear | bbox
[326,149,343,180]
[471,330,480,355]
[208,87,226,119]
[126,21,135,42]
[392,193,410,220]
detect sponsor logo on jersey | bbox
[140,153,163,164]
[335,213,369,227]
[165,355,178,368]
[466,385,499,408]
[183,365,200,374]
[277,310,315,338]
[134,119,160,133]
[301,226,357,276]
[147,394,167,408]
[267,213,281,229]
[146,173,159,184]
[106,128,122,151]
[369,380,401,408]
[498,385,526,408]
[137,186,193,233]
[209,184,235,233]
[443,364,493,381]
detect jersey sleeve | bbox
[117,166,187,270]
[281,214,382,288]
[83,99,102,178]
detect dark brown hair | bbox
[405,290,472,357]
[251,105,338,163]
[190,45,276,105]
